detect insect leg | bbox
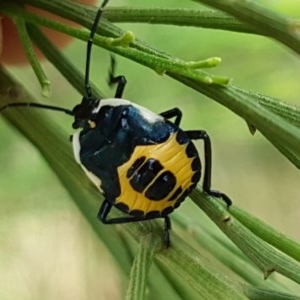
[108,55,127,98]
[185,130,232,207]
[98,200,169,225]
[159,108,182,126]
[98,200,172,247]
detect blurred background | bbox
[0,0,300,299]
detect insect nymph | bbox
[0,0,231,246]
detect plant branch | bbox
[0,5,229,85]
[231,207,300,263]
[103,7,257,34]
[13,15,50,96]
[1,64,299,299]
[191,189,300,285]
[4,2,298,170]
[192,0,300,56]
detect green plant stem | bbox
[231,207,300,263]
[173,213,287,290]
[12,16,50,96]
[244,285,300,300]
[192,0,300,56]
[104,7,257,34]
[191,189,300,285]
[9,0,300,57]
[126,234,159,300]
[1,5,228,85]
[236,88,300,129]
[168,73,300,170]
[26,24,104,99]
[118,225,188,300]
[156,241,247,300]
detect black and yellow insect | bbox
[0,0,231,246]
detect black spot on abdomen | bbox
[145,171,176,200]
[129,158,163,193]
[128,157,177,200]
[127,156,146,178]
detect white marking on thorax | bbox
[94,98,163,123]
[72,132,103,192]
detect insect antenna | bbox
[0,101,73,115]
[84,0,110,100]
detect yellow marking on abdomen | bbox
[116,132,198,215]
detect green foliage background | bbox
[0,0,300,299]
